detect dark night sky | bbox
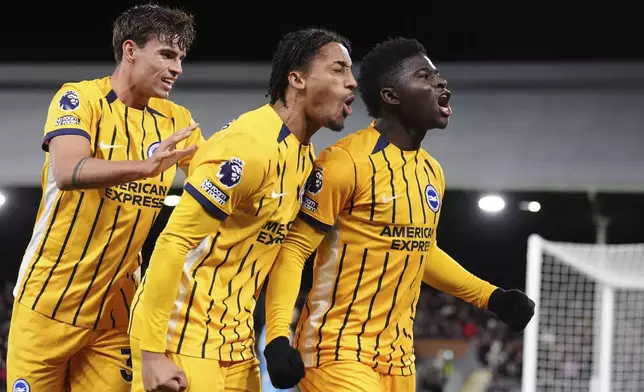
[1,0,643,290]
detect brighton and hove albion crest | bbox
[217,157,244,188]
[13,378,30,392]
[147,142,160,158]
[425,184,440,213]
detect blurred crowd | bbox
[413,285,524,392]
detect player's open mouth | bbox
[437,91,452,117]
[161,78,175,90]
[343,95,355,117]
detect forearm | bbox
[138,231,193,353]
[265,219,325,342]
[55,156,149,190]
[423,246,498,309]
[138,195,220,352]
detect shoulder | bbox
[192,114,272,169]
[333,126,382,162]
[50,77,109,110]
[209,105,286,158]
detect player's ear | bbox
[288,71,306,91]
[380,88,399,106]
[122,40,137,64]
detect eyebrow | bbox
[418,66,439,74]
[333,60,353,68]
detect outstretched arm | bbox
[423,245,535,332]
[422,246,498,309]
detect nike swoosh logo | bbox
[271,191,287,198]
[100,141,125,149]
[382,194,400,203]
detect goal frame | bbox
[521,234,621,392]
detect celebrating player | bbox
[7,4,201,392]
[127,27,357,392]
[263,37,535,391]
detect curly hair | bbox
[112,3,196,63]
[358,37,427,118]
[267,27,351,105]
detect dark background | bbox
[3,1,642,63]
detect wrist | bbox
[265,336,290,357]
[487,288,504,313]
[136,159,153,179]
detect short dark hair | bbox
[267,27,351,105]
[358,37,427,118]
[112,3,196,63]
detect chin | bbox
[436,117,449,129]
[325,118,345,132]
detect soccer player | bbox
[7,4,202,392]
[127,27,357,392]
[262,37,536,391]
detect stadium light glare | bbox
[478,194,505,213]
[0,192,5,208]
[520,201,541,212]
[163,195,181,207]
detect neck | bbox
[271,96,318,145]
[110,64,150,110]
[373,114,427,151]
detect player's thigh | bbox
[299,361,381,392]
[68,325,132,392]
[380,372,416,392]
[131,336,225,392]
[7,303,87,392]
[222,358,261,392]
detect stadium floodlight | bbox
[520,201,541,212]
[478,194,505,213]
[0,192,5,208]
[523,234,644,392]
[163,195,181,207]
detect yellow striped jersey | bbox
[14,76,203,329]
[129,104,314,361]
[294,123,446,375]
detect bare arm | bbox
[49,124,199,190]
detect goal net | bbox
[522,234,644,392]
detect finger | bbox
[175,371,189,389]
[169,124,200,143]
[158,124,199,149]
[174,145,198,161]
[154,149,177,160]
[180,123,199,133]
[162,379,181,392]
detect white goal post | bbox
[522,234,644,392]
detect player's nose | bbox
[169,60,183,77]
[346,71,357,90]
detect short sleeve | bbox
[183,134,269,221]
[42,84,94,152]
[299,145,355,232]
[177,108,205,167]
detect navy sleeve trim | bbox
[298,211,333,233]
[184,183,229,221]
[42,128,91,152]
